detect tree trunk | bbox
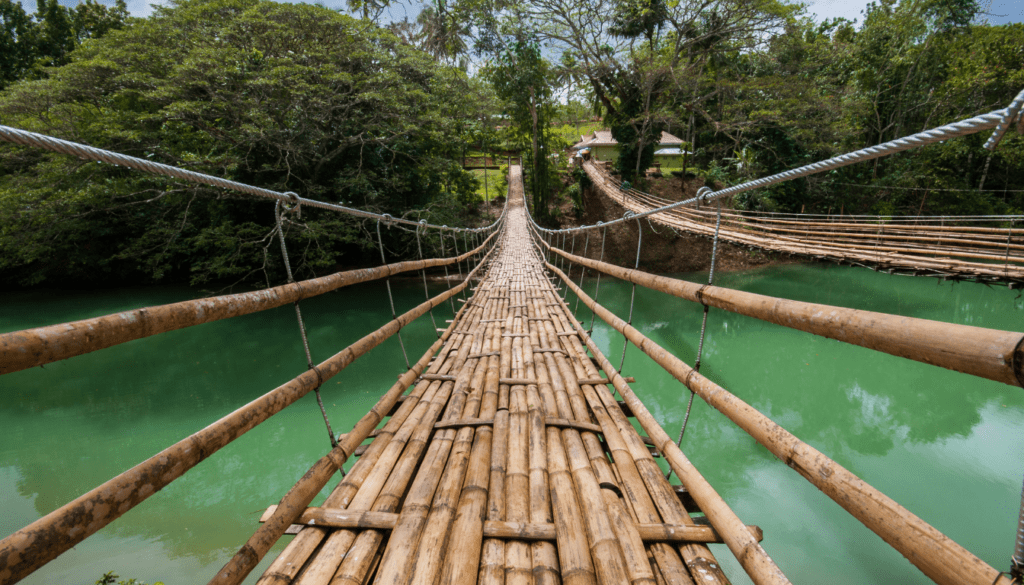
[529,87,541,213]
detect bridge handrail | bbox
[0,225,504,585]
[539,87,1024,234]
[545,257,1011,585]
[537,234,1024,387]
[0,124,499,234]
[0,229,500,376]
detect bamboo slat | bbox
[549,260,1013,585]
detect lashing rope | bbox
[376,217,411,370]
[273,200,339,452]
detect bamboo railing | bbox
[0,219,504,585]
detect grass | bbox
[470,169,505,203]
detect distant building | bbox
[572,130,686,167]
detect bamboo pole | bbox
[542,239,1024,387]
[372,291,497,585]
[549,261,1014,585]
[439,294,503,585]
[323,318,490,585]
[255,303,482,585]
[0,230,498,375]
[539,306,715,585]
[204,243,501,585]
[0,257,489,585]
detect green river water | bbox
[1,263,1022,584]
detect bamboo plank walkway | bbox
[254,165,754,585]
[584,161,1024,286]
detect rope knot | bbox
[382,213,394,228]
[623,211,636,220]
[696,187,714,202]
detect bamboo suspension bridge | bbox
[0,89,1024,585]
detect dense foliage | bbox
[463,0,1023,214]
[1,0,130,89]
[0,0,484,287]
[1,0,1022,288]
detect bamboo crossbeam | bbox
[0,230,498,376]
[542,239,1024,387]
[549,260,1013,585]
[258,505,763,543]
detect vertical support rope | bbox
[1007,220,1015,276]
[574,232,590,318]
[376,218,411,370]
[564,232,577,300]
[463,231,471,296]
[438,229,457,315]
[589,224,607,334]
[671,199,723,477]
[274,201,338,451]
[618,215,643,373]
[452,232,466,302]
[416,222,440,338]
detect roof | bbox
[572,130,685,150]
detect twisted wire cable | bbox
[0,124,495,234]
[530,90,1023,235]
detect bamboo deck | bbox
[255,165,747,585]
[584,161,1024,286]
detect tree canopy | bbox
[0,0,485,287]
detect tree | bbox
[0,0,483,287]
[486,35,556,216]
[0,0,129,90]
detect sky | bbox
[806,0,1024,25]
[28,0,1024,24]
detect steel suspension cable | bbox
[531,87,1024,236]
[274,201,338,451]
[376,218,411,369]
[0,124,498,235]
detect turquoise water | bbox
[1,263,1022,584]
